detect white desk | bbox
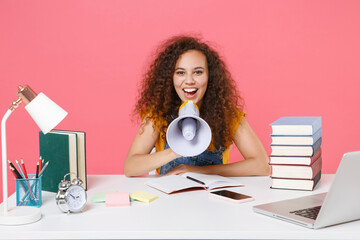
[0,174,359,239]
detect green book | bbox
[51,130,87,190]
[39,130,87,192]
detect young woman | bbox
[124,35,270,177]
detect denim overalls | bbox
[159,142,225,175]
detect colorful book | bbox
[270,117,322,135]
[271,171,321,191]
[271,129,322,145]
[39,130,87,192]
[269,148,322,165]
[270,157,322,179]
[270,138,322,157]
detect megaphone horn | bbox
[166,101,212,157]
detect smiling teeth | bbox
[184,89,197,93]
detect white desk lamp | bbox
[0,85,67,225]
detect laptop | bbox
[253,151,360,229]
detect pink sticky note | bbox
[105,192,130,207]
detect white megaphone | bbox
[166,101,212,157]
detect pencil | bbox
[9,166,19,179]
[9,166,22,179]
[15,160,25,178]
[38,161,49,177]
[35,162,39,179]
[8,160,22,179]
[20,159,28,178]
[38,156,42,172]
[8,159,17,171]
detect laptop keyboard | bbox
[290,206,321,220]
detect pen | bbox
[21,159,28,178]
[186,176,205,185]
[35,162,39,179]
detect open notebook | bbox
[145,172,243,194]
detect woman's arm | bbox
[165,117,271,176]
[123,118,180,177]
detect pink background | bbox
[1,1,359,200]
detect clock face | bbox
[65,185,87,212]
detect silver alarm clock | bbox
[56,173,87,214]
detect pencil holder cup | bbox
[16,174,42,207]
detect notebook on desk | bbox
[253,151,360,229]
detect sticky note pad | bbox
[130,191,158,203]
[105,192,130,207]
[91,191,117,203]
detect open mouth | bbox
[183,88,198,98]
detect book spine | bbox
[310,156,322,179]
[312,128,322,143]
[312,117,322,134]
[311,170,322,190]
[311,137,322,156]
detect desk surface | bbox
[1,174,359,239]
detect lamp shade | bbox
[25,93,68,134]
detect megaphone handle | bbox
[181,118,197,141]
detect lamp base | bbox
[0,206,41,225]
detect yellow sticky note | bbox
[130,191,158,203]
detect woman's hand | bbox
[124,117,180,177]
[164,164,200,176]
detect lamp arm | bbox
[1,109,13,215]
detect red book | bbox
[271,171,322,191]
[270,156,322,180]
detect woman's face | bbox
[173,50,209,107]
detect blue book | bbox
[270,138,322,157]
[270,117,322,135]
[271,129,322,145]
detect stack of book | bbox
[269,117,322,191]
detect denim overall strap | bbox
[159,142,224,175]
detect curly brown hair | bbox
[134,35,244,150]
